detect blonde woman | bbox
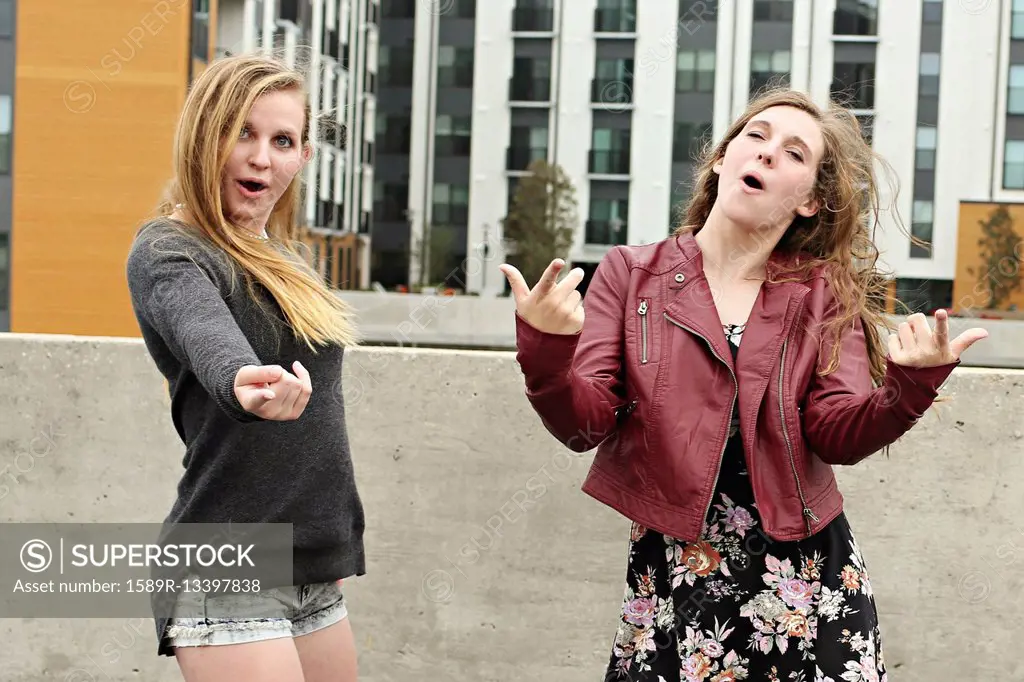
[126,54,363,681]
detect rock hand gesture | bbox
[500,258,586,336]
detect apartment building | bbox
[1,0,374,336]
[375,0,1024,313]
[0,0,12,332]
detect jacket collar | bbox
[663,232,810,373]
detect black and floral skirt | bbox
[604,433,888,682]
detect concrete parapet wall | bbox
[338,291,1024,369]
[0,333,1021,680]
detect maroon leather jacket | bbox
[513,232,958,542]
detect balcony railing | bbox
[594,7,636,33]
[506,146,548,171]
[509,76,551,102]
[589,149,630,175]
[591,77,633,105]
[512,6,555,32]
[586,219,628,245]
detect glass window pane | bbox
[1006,162,1024,189]
[751,52,770,70]
[1006,139,1024,163]
[916,126,937,149]
[913,200,933,222]
[438,46,454,66]
[0,96,10,134]
[677,51,695,70]
[593,128,612,149]
[1013,13,1024,38]
[697,50,715,70]
[434,183,450,203]
[1010,89,1024,114]
[773,51,791,72]
[1011,65,1024,87]
[529,128,547,148]
[920,53,940,76]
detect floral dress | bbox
[605,323,888,682]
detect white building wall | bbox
[628,2,681,247]
[465,0,515,297]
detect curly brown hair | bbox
[672,87,909,386]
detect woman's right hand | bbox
[499,258,586,336]
[233,362,312,420]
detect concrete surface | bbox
[0,332,1022,681]
[338,290,1024,368]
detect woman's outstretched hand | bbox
[500,258,586,336]
[233,361,313,420]
[888,310,989,368]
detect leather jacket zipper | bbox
[637,299,649,364]
[779,337,819,532]
[664,312,737,530]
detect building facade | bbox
[1,0,375,336]
[374,0,1024,314]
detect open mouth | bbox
[237,179,269,195]
[741,174,764,191]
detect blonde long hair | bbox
[674,87,905,386]
[148,52,358,351]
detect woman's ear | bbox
[301,142,314,163]
[795,197,820,218]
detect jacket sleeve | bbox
[512,247,631,452]
[800,305,958,466]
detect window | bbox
[376,112,411,154]
[379,46,414,86]
[0,95,10,175]
[919,53,940,98]
[1014,0,1024,39]
[910,201,934,258]
[437,47,473,88]
[833,0,877,36]
[374,182,409,222]
[513,0,555,31]
[753,0,794,22]
[673,121,712,162]
[856,114,873,146]
[508,126,548,170]
[1004,140,1024,189]
[915,126,937,170]
[923,0,943,25]
[595,0,636,32]
[593,58,634,104]
[0,0,12,37]
[510,57,551,101]
[676,50,716,92]
[382,0,414,16]
[435,115,471,156]
[0,233,7,313]
[750,51,790,95]
[587,199,629,245]
[192,0,210,61]
[452,0,475,18]
[591,128,630,174]
[432,183,469,226]
[1010,66,1024,114]
[832,60,875,109]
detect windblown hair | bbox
[148,52,357,350]
[673,87,908,386]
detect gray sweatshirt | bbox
[125,218,366,655]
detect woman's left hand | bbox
[888,310,989,368]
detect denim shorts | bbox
[164,580,348,650]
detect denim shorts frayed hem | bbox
[163,581,348,651]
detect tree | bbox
[501,159,580,288]
[967,205,1023,309]
[407,222,457,290]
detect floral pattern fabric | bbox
[604,324,887,682]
